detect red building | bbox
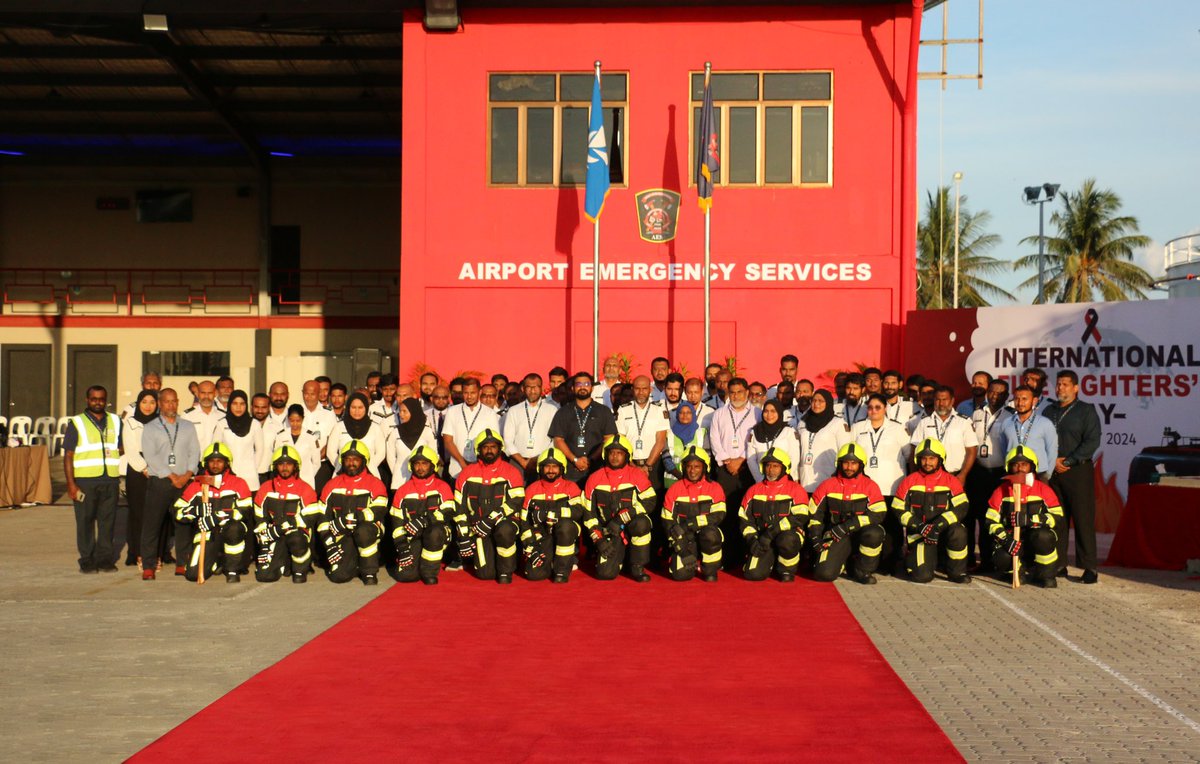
[401,1,923,383]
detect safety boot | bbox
[496,573,513,584]
[362,574,378,586]
[778,572,795,583]
[292,572,307,584]
[629,567,650,583]
[948,573,972,584]
[225,572,240,583]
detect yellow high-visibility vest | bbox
[71,412,121,478]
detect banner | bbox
[905,298,1200,533]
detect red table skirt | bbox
[1107,483,1200,570]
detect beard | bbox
[479,451,500,465]
[574,389,592,401]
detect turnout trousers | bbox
[594,516,653,580]
[811,525,885,582]
[903,522,969,583]
[742,529,802,581]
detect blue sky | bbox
[915,0,1199,303]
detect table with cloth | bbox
[1107,480,1200,570]
[0,445,53,507]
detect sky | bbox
[914,0,1200,304]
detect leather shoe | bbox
[948,573,972,584]
[1081,569,1099,584]
[98,563,118,573]
[79,564,97,574]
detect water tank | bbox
[1164,235,1199,298]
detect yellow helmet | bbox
[759,446,792,475]
[601,434,634,457]
[272,444,301,466]
[1005,445,1039,471]
[339,439,370,463]
[473,428,504,452]
[537,447,567,472]
[679,445,711,470]
[914,438,947,463]
[202,442,233,464]
[407,444,440,471]
[836,442,867,465]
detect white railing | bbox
[1164,234,1200,270]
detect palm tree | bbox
[917,186,1011,309]
[1016,178,1152,303]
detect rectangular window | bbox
[690,71,833,187]
[488,72,628,187]
[144,351,230,377]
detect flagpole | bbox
[703,61,712,369]
[592,59,602,378]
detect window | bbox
[488,72,627,187]
[690,71,832,187]
[144,351,230,377]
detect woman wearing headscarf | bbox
[796,389,850,493]
[387,397,437,489]
[121,389,158,567]
[747,399,801,483]
[268,404,322,487]
[212,390,263,491]
[325,392,387,479]
[662,401,709,489]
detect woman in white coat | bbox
[796,389,848,493]
[746,399,801,482]
[268,404,322,488]
[326,392,387,480]
[387,398,438,489]
[211,390,263,491]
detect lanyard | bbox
[1052,402,1077,433]
[524,401,542,435]
[933,414,951,442]
[728,405,752,440]
[866,424,885,457]
[461,403,483,438]
[843,401,862,425]
[980,407,1001,439]
[1012,412,1036,446]
[574,404,593,440]
[159,417,179,456]
[886,399,905,424]
[632,402,652,439]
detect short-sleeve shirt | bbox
[910,413,978,473]
[547,400,618,459]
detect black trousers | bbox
[743,529,801,581]
[594,516,653,580]
[391,523,447,583]
[1050,461,1097,572]
[255,527,313,582]
[140,477,182,570]
[73,478,119,569]
[124,468,149,564]
[667,525,723,581]
[991,526,1058,582]
[184,520,246,582]
[903,523,969,582]
[811,525,884,582]
[324,522,382,583]
[466,519,519,580]
[523,519,579,581]
[965,466,1004,568]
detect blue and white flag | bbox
[584,68,610,222]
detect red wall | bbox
[401,4,919,385]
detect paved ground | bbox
[2,465,1199,762]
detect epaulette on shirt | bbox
[183,406,196,413]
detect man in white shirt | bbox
[441,377,500,479]
[181,379,225,452]
[967,378,1010,570]
[215,375,235,413]
[765,353,799,400]
[833,373,868,429]
[649,356,671,403]
[909,384,978,480]
[616,375,670,494]
[300,379,337,454]
[501,373,558,479]
[266,381,290,433]
[592,355,621,407]
[661,373,685,417]
[368,374,399,420]
[681,377,717,429]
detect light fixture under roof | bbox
[143,13,169,32]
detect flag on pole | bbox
[695,71,719,212]
[584,68,610,222]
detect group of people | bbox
[64,353,1102,588]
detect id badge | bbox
[868,456,879,469]
[731,438,739,450]
[804,452,814,466]
[979,444,989,458]
[635,439,644,452]
[526,438,535,451]
[576,436,587,450]
[168,453,177,468]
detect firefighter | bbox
[388,445,453,585]
[739,447,808,582]
[318,440,389,585]
[890,438,972,584]
[453,429,526,584]
[660,446,727,582]
[986,446,1063,588]
[807,442,887,585]
[252,445,319,583]
[520,447,584,583]
[174,442,252,583]
[582,434,656,582]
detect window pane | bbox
[763,72,832,101]
[608,107,624,184]
[560,107,588,184]
[764,107,792,183]
[693,106,721,183]
[526,108,554,184]
[561,73,627,102]
[690,73,758,101]
[728,107,757,183]
[801,106,829,183]
[489,74,555,101]
[145,351,230,377]
[490,107,519,183]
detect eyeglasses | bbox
[574,382,592,388]
[867,405,885,411]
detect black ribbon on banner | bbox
[1081,308,1102,344]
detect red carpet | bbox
[133,574,962,762]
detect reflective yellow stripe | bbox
[496,544,516,558]
[695,514,708,527]
[859,543,881,557]
[475,537,486,560]
[947,546,967,560]
[554,544,575,556]
[631,533,650,546]
[778,553,799,566]
[915,544,925,568]
[292,549,311,564]
[420,547,443,562]
[359,542,379,557]
[701,549,721,564]
[1034,550,1057,565]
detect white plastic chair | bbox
[30,416,55,447]
[51,416,70,456]
[0,416,7,441]
[8,415,32,446]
